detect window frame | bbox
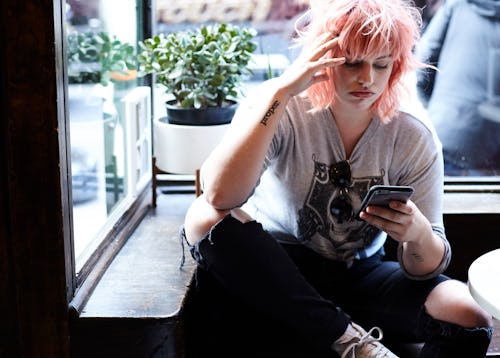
[64,0,155,306]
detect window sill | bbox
[69,192,197,357]
[444,192,500,214]
[77,192,196,318]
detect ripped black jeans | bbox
[182,215,493,357]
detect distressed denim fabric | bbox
[181,215,492,357]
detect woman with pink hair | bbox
[181,0,493,356]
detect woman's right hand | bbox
[278,33,346,98]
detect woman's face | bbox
[332,53,394,112]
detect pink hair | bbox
[297,0,426,123]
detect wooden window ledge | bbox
[70,193,197,358]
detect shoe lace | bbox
[340,326,385,358]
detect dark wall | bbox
[443,214,499,282]
[1,1,72,357]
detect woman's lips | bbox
[350,91,374,98]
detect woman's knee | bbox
[424,279,493,328]
[184,195,229,245]
[184,195,253,245]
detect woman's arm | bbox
[200,82,291,209]
[201,34,346,209]
[359,119,449,278]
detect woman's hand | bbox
[278,33,346,98]
[359,199,431,244]
[359,200,445,276]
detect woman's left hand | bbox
[358,199,432,244]
[360,199,447,277]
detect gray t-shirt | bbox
[236,91,450,278]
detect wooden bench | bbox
[70,193,197,358]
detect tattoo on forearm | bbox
[260,100,280,126]
[411,252,424,263]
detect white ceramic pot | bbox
[154,118,230,174]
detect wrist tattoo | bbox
[260,100,280,126]
[411,252,424,263]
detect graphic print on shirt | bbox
[297,157,384,261]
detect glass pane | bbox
[414,0,500,178]
[66,0,147,269]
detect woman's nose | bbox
[357,63,373,85]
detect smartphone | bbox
[356,185,414,219]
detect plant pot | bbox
[164,99,238,125]
[154,118,230,174]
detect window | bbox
[414,0,500,181]
[65,0,151,276]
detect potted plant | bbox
[137,23,257,201]
[137,22,257,125]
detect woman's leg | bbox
[326,253,493,358]
[183,195,351,354]
[418,280,493,357]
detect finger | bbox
[365,205,406,225]
[310,36,341,62]
[312,31,335,47]
[307,57,345,85]
[310,72,329,85]
[388,200,412,214]
[360,211,388,229]
[309,56,346,76]
[319,56,346,67]
[362,212,404,238]
[310,37,339,61]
